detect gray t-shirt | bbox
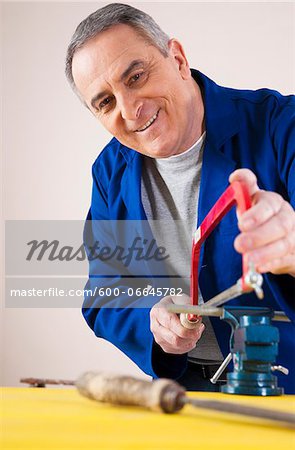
[141,133,223,362]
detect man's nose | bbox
[117,92,143,121]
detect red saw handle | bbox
[190,180,252,315]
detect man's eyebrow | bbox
[120,60,145,82]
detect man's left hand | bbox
[229,169,295,277]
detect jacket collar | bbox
[191,69,240,150]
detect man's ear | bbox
[168,39,191,80]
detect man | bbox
[66,3,295,392]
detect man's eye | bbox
[129,72,143,85]
[99,97,113,110]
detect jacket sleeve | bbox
[265,94,295,321]
[82,159,187,379]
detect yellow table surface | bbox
[1,387,295,449]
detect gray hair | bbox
[65,3,170,94]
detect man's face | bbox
[72,24,200,158]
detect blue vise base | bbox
[221,307,284,396]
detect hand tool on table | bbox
[170,181,290,395]
[20,372,295,428]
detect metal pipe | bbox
[166,304,291,322]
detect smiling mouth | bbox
[135,110,159,132]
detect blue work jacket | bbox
[82,70,295,393]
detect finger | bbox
[229,169,259,196]
[242,229,295,269]
[155,306,202,339]
[151,316,197,351]
[152,295,202,339]
[155,294,191,307]
[169,294,203,330]
[170,293,191,305]
[235,206,294,253]
[152,318,205,354]
[258,254,295,275]
[238,191,288,232]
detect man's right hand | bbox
[150,294,205,354]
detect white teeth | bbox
[136,112,158,132]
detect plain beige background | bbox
[1,2,294,386]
